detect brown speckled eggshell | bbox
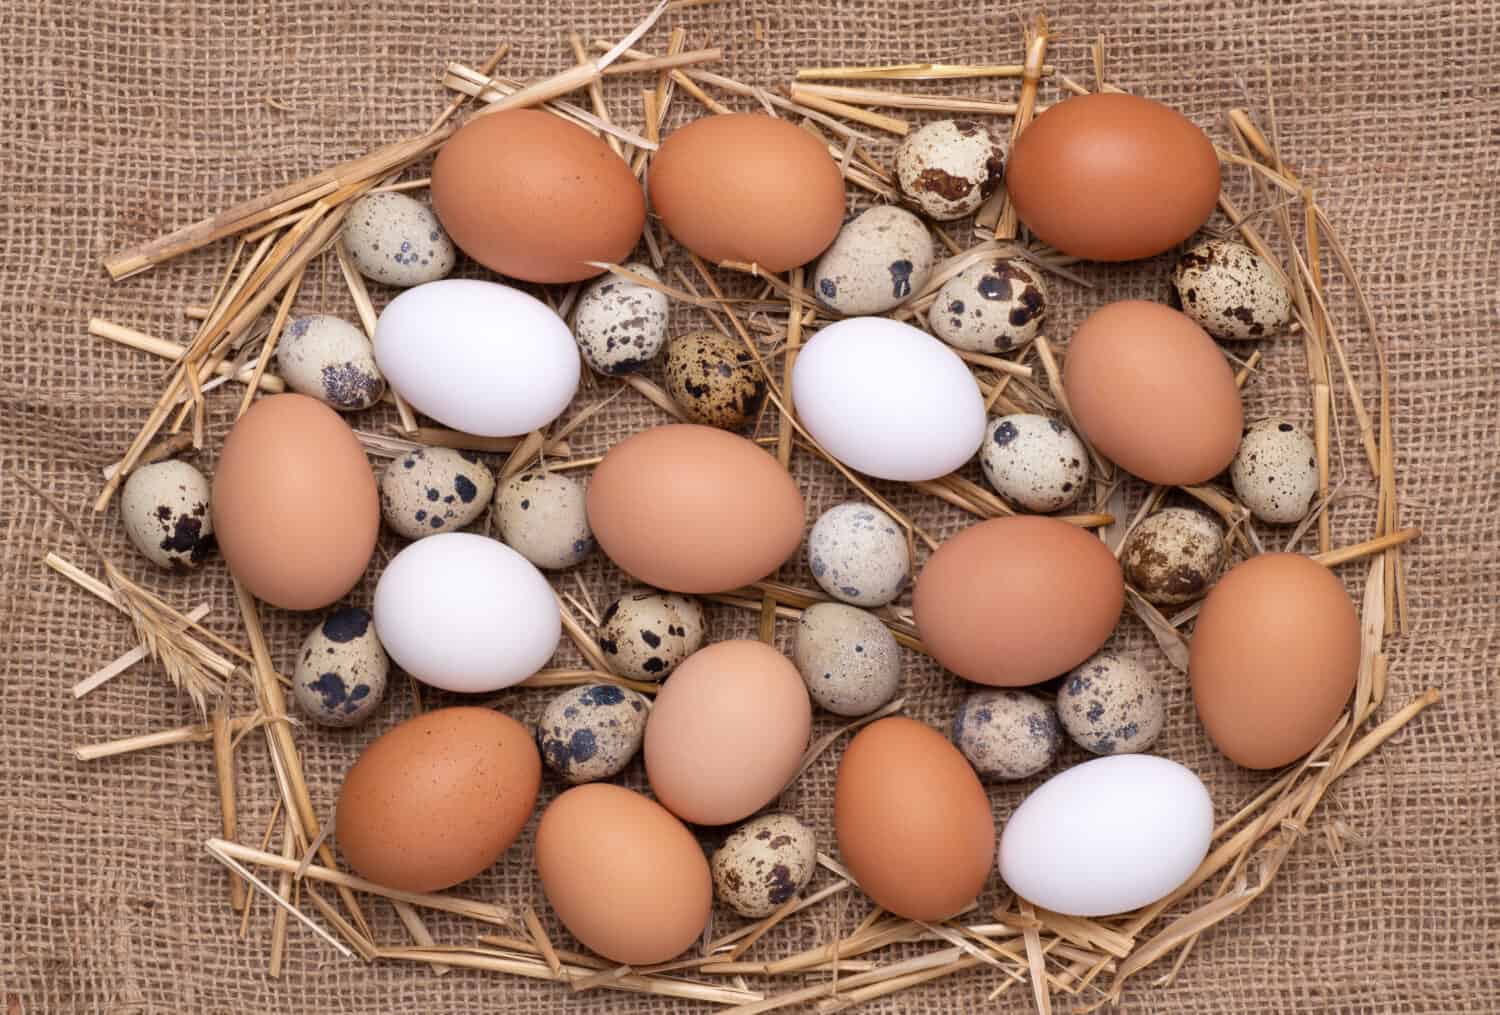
[334,707,540,892]
[664,331,767,430]
[535,783,712,965]
[835,717,995,921]
[913,516,1123,687]
[431,109,644,284]
[649,113,846,272]
[1063,301,1243,486]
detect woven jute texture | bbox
[3,1,1497,1012]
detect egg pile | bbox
[117,90,1368,970]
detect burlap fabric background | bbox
[3,1,1496,1011]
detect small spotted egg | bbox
[536,683,649,784]
[792,602,902,717]
[495,470,594,570]
[1171,238,1293,340]
[120,459,215,569]
[342,191,455,288]
[379,447,494,540]
[277,315,385,411]
[1230,418,1319,524]
[980,414,1088,513]
[894,119,1005,221]
[1120,507,1227,606]
[573,263,671,376]
[291,607,389,727]
[664,331,767,430]
[929,257,1047,354]
[812,205,935,315]
[711,813,817,918]
[1056,651,1164,756]
[597,588,705,681]
[807,502,909,608]
[952,689,1060,780]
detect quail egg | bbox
[894,119,1005,221]
[597,588,705,681]
[807,502,909,608]
[980,414,1088,512]
[1171,238,1293,340]
[812,206,935,315]
[1120,507,1227,606]
[379,446,494,540]
[1057,651,1164,756]
[120,459,215,569]
[929,257,1047,354]
[573,263,671,375]
[276,315,385,412]
[495,470,594,569]
[1230,418,1319,524]
[711,813,817,918]
[536,683,649,783]
[793,602,902,717]
[951,689,1061,781]
[664,331,767,430]
[291,606,389,727]
[342,191,455,288]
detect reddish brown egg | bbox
[536,784,712,965]
[913,516,1123,686]
[1063,301,1243,486]
[335,708,540,892]
[645,640,811,826]
[1190,553,1361,769]
[649,113,846,271]
[586,424,805,593]
[212,393,378,611]
[835,717,994,921]
[431,109,644,283]
[1005,92,1220,261]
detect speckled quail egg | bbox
[495,470,594,569]
[894,119,1005,221]
[342,191,455,287]
[597,588,705,681]
[952,689,1061,781]
[536,683,649,784]
[1230,418,1319,524]
[1057,652,1164,756]
[379,447,494,540]
[980,414,1088,512]
[793,602,902,717]
[807,502,909,608]
[291,606,389,728]
[1120,507,1227,606]
[929,257,1048,354]
[664,331,767,430]
[1171,238,1293,340]
[812,206,935,315]
[711,813,817,918]
[277,315,386,411]
[573,263,671,375]
[120,459,214,569]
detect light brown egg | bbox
[1190,553,1361,769]
[1005,93,1220,261]
[535,783,712,965]
[212,394,378,610]
[431,109,644,283]
[586,424,805,593]
[334,708,540,892]
[835,717,994,921]
[1063,301,1243,486]
[649,113,846,271]
[913,516,1123,686]
[645,640,811,825]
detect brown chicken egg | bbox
[431,109,644,283]
[1190,553,1361,769]
[1005,92,1220,261]
[212,393,378,611]
[535,783,712,965]
[913,516,1123,686]
[649,113,846,271]
[645,640,812,826]
[835,717,994,921]
[334,707,540,892]
[1063,301,1243,486]
[586,424,805,593]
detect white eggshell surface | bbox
[374,279,580,437]
[373,532,560,693]
[792,317,986,481]
[998,754,1213,916]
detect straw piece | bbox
[792,82,1019,115]
[204,841,353,959]
[89,318,286,393]
[786,85,911,135]
[796,62,1049,81]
